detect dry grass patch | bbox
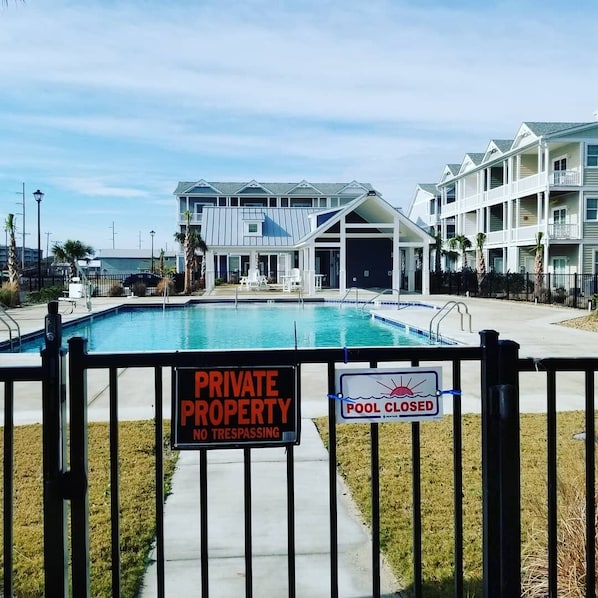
[315,411,593,597]
[0,420,178,597]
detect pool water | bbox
[19,303,431,353]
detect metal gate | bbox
[1,302,597,597]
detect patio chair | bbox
[58,278,85,312]
[241,269,268,290]
[282,268,302,292]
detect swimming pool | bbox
[16,302,434,353]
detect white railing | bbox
[549,170,580,186]
[515,173,541,193]
[486,230,507,245]
[512,224,540,243]
[442,202,457,216]
[487,185,506,202]
[178,213,202,224]
[548,223,579,239]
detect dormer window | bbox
[245,220,262,237]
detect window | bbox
[587,198,598,220]
[588,145,598,167]
[244,221,262,236]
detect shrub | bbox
[132,281,147,297]
[0,282,20,307]
[522,461,596,596]
[156,277,175,296]
[108,284,124,297]
[26,285,65,304]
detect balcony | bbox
[178,212,202,225]
[548,223,578,239]
[549,170,580,186]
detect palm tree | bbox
[533,231,545,299]
[52,240,94,279]
[5,214,20,298]
[174,211,208,294]
[448,234,472,269]
[475,232,486,291]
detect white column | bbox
[339,217,347,294]
[421,243,430,295]
[205,249,215,291]
[407,248,415,292]
[393,220,400,291]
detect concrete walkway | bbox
[1,291,596,596]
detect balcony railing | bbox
[548,223,578,239]
[178,212,202,224]
[549,170,580,186]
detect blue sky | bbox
[2,0,598,255]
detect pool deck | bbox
[1,289,597,596]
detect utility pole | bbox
[109,222,117,249]
[13,183,25,269]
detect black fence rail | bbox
[1,303,597,597]
[431,270,598,309]
[18,272,186,297]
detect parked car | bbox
[123,272,162,288]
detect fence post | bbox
[497,340,521,597]
[480,330,500,596]
[481,334,521,598]
[41,300,68,596]
[68,336,91,597]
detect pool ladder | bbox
[429,301,472,343]
[0,305,21,352]
[360,288,402,310]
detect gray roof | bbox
[465,153,485,165]
[523,122,590,137]
[446,164,461,175]
[173,180,373,196]
[491,139,513,152]
[418,183,439,195]
[201,207,317,248]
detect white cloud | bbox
[2,0,598,249]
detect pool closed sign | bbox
[335,367,443,424]
[173,366,299,449]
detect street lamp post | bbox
[150,230,155,273]
[33,189,44,291]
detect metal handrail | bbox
[340,287,362,304]
[429,300,472,343]
[0,306,21,351]
[360,288,402,310]
[75,264,93,312]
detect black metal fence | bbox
[1,304,597,597]
[19,272,186,297]
[431,269,598,309]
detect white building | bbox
[408,121,598,281]
[174,180,433,295]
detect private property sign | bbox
[335,367,443,424]
[172,366,299,449]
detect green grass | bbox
[0,421,178,597]
[315,411,593,597]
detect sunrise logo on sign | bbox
[335,367,443,424]
[172,366,299,449]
